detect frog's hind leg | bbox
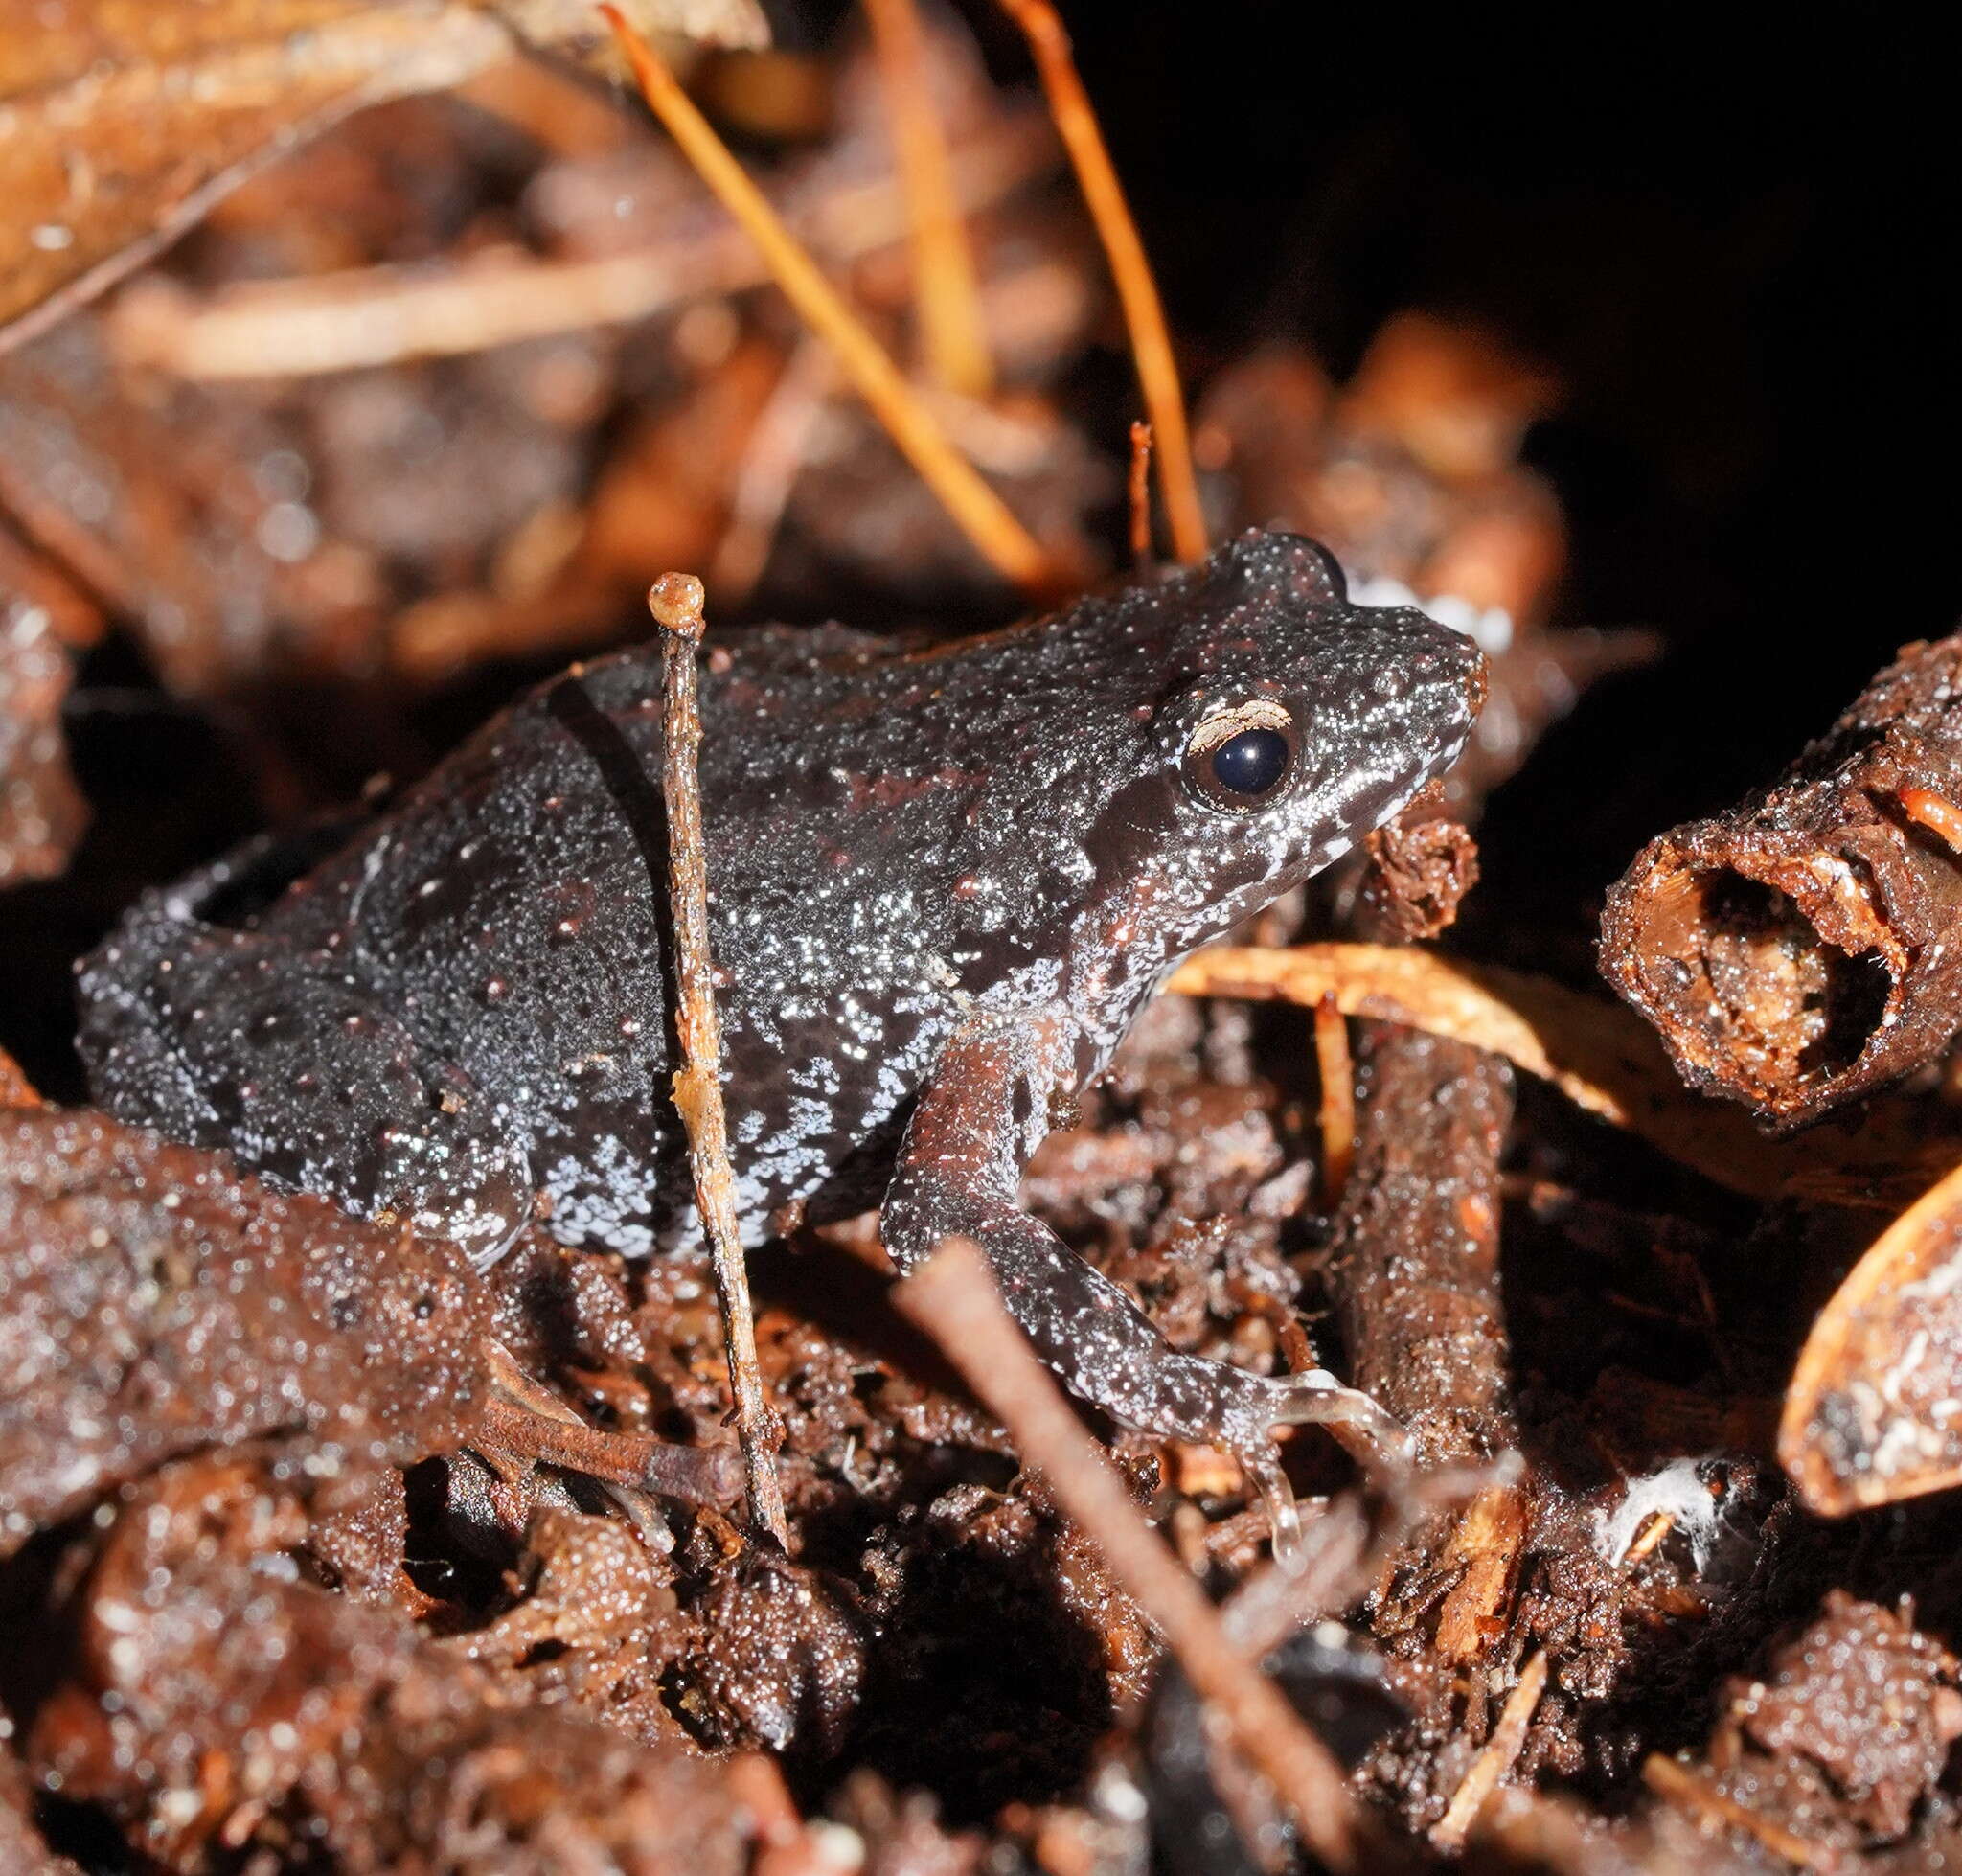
[880,1012,1409,1558]
[78,854,534,1269]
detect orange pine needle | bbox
[1127,418,1153,565]
[1313,993,1356,1207]
[600,6,1064,599]
[1899,786,1962,856]
[861,0,994,400]
[995,0,1206,565]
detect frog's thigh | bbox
[122,936,531,1267]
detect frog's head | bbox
[1076,527,1486,958]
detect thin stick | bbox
[861,0,995,399]
[994,0,1206,565]
[895,1239,1371,1875]
[708,338,835,601]
[1898,786,1962,856]
[1127,419,1153,566]
[1431,1650,1548,1850]
[649,572,789,1548]
[1642,1755,1840,1870]
[602,7,1066,601]
[477,1397,741,1501]
[105,106,1059,380]
[1312,993,1356,1207]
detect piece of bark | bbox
[1330,1025,1515,1463]
[1328,1024,1521,1665]
[0,1108,490,1553]
[0,0,766,355]
[1603,629,1962,1126]
[1357,805,1480,942]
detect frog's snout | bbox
[1379,614,1489,744]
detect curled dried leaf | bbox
[1782,1158,1962,1514]
[1167,943,1959,1207]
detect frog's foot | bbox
[886,1012,1406,1567]
[1204,1364,1412,1568]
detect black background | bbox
[985,10,1956,959]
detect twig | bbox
[994,0,1206,564]
[648,572,789,1548]
[708,338,835,601]
[477,1396,741,1502]
[1127,419,1153,566]
[1897,785,1962,856]
[1431,1649,1548,1850]
[104,107,1059,379]
[862,0,995,398]
[1313,993,1356,1207]
[894,1239,1373,1875]
[602,7,1068,601]
[1623,1510,1676,1564]
[1642,1755,1844,1871]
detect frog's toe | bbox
[1227,1370,1411,1570]
[1267,1367,1413,1466]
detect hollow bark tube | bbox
[1601,631,1962,1128]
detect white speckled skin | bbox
[79,530,1482,1475]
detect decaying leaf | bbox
[0,1107,491,1552]
[0,0,767,354]
[1782,1157,1962,1514]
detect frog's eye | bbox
[1183,699,1299,811]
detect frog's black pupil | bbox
[1210,727,1290,797]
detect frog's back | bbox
[80,621,1000,1258]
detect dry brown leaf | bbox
[1781,1160,1962,1515]
[0,0,766,354]
[1168,943,1957,1206]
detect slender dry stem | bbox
[105,105,1059,379]
[602,7,1066,600]
[648,571,789,1548]
[1127,418,1152,565]
[994,0,1206,563]
[862,0,994,399]
[478,1396,741,1501]
[1432,1649,1548,1850]
[895,1238,1371,1875]
[1312,992,1356,1207]
[1642,1755,1840,1870]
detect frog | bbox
[77,528,1484,1523]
